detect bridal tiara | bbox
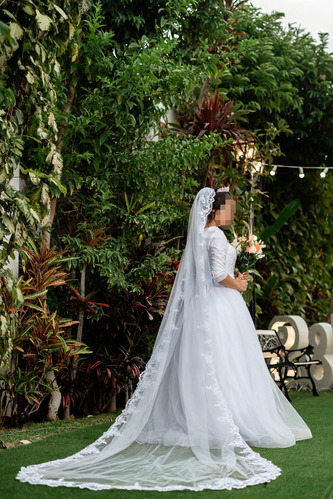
[216,186,229,193]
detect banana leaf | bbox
[259,198,301,241]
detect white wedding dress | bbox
[203,226,312,447]
[16,188,312,492]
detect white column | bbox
[3,163,20,278]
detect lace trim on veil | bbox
[199,188,216,223]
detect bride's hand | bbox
[236,271,249,280]
[235,276,248,292]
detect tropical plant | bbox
[187,90,250,141]
[0,1,89,256]
[64,246,179,416]
[0,240,91,426]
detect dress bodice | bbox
[204,226,237,285]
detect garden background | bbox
[0,0,332,426]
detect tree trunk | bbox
[76,263,86,343]
[63,403,70,420]
[44,72,76,250]
[198,76,210,108]
[72,263,87,380]
[106,394,117,413]
[44,74,77,419]
[124,385,129,403]
[46,370,62,421]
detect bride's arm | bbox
[208,232,248,292]
[219,274,248,292]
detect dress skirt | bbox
[207,282,312,448]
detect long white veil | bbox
[16,187,281,491]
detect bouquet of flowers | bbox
[231,234,266,274]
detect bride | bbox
[16,187,312,492]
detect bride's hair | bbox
[206,189,233,223]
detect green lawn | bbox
[0,390,332,499]
[0,410,122,448]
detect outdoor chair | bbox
[256,329,322,402]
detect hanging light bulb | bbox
[320,167,328,178]
[270,166,277,176]
[299,167,305,178]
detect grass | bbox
[0,390,332,499]
[0,410,122,448]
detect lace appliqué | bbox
[199,188,215,224]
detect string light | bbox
[267,164,332,179]
[234,141,331,179]
[233,140,331,179]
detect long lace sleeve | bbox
[207,231,229,283]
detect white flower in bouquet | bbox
[232,234,266,273]
[231,235,246,255]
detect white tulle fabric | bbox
[16,188,312,491]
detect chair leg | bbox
[278,366,292,402]
[305,365,320,397]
